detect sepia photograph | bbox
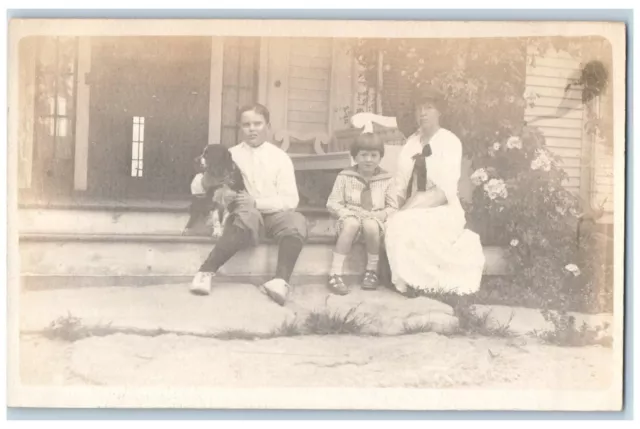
[6,18,626,411]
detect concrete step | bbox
[18,202,509,287]
[19,232,508,285]
[18,205,334,237]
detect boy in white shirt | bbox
[190,103,307,306]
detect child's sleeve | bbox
[382,180,400,218]
[326,174,357,219]
[191,173,206,196]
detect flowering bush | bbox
[467,126,612,312]
[353,37,613,313]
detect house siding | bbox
[525,47,585,195]
[590,96,615,214]
[286,38,333,134]
[525,46,614,220]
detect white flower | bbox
[483,178,508,200]
[419,58,424,64]
[556,205,567,215]
[400,70,406,76]
[510,239,519,247]
[530,149,552,172]
[470,168,489,186]
[564,264,581,276]
[413,71,419,78]
[506,136,523,149]
[493,142,501,151]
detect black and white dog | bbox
[183,144,245,238]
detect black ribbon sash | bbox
[406,143,433,199]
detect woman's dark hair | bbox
[411,86,446,114]
[237,103,271,124]
[350,133,385,158]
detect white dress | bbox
[385,129,486,295]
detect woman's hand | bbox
[369,210,388,222]
[401,188,447,211]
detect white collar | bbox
[241,141,270,152]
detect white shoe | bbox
[261,278,291,306]
[190,271,214,296]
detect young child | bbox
[326,133,398,294]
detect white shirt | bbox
[395,128,463,206]
[229,141,300,213]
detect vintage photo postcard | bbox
[7,18,626,410]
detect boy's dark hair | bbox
[350,132,385,158]
[237,103,271,124]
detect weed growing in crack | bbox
[401,320,434,335]
[530,309,612,347]
[45,313,95,341]
[303,306,371,335]
[269,319,303,337]
[448,306,515,338]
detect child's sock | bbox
[366,253,379,271]
[330,252,347,275]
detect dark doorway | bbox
[87,36,212,201]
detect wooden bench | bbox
[272,129,351,171]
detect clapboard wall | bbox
[524,47,585,195]
[524,46,614,219]
[286,38,333,134]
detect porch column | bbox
[73,37,91,190]
[208,37,224,145]
[330,38,356,133]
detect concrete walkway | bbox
[17,282,617,406]
[20,282,458,337]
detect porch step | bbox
[18,205,334,237]
[19,231,508,288]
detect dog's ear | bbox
[197,145,210,170]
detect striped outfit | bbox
[326,166,398,239]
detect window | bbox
[34,36,78,161]
[131,116,145,177]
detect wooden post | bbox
[207,37,224,145]
[330,38,356,133]
[376,49,384,114]
[73,37,91,190]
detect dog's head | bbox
[195,144,234,180]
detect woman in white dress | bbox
[385,88,486,297]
